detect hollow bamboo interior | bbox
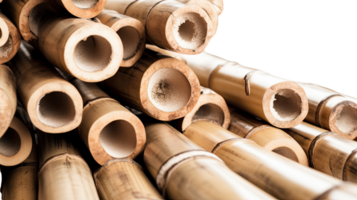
[48,0,107,18]
[0,13,21,64]
[0,15,10,47]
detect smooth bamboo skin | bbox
[38,154,100,200]
[0,13,21,64]
[9,43,83,133]
[101,50,201,121]
[229,109,308,166]
[144,123,275,200]
[184,121,357,200]
[287,122,357,183]
[97,9,146,67]
[0,65,16,137]
[48,0,107,18]
[94,159,163,200]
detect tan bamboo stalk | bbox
[0,117,33,166]
[68,78,146,165]
[94,158,163,200]
[47,0,107,18]
[182,52,309,128]
[172,87,230,131]
[96,9,146,67]
[183,120,357,200]
[0,65,16,137]
[0,13,21,64]
[229,108,308,165]
[9,42,83,133]
[144,123,275,199]
[146,44,186,62]
[286,122,357,183]
[299,83,357,139]
[101,49,201,121]
[206,0,223,15]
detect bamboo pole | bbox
[9,42,83,133]
[94,158,163,200]
[47,0,107,18]
[0,65,16,137]
[184,120,357,200]
[287,122,357,183]
[144,123,275,199]
[0,13,21,64]
[96,9,146,67]
[101,49,201,121]
[229,108,308,166]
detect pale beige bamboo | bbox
[229,108,308,165]
[287,122,357,183]
[94,158,163,200]
[9,42,83,133]
[184,121,357,200]
[206,0,223,15]
[0,65,16,137]
[97,9,146,67]
[144,123,275,199]
[101,49,201,121]
[0,13,21,64]
[48,0,107,18]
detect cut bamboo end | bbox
[0,13,21,64]
[54,0,107,18]
[0,65,16,137]
[0,117,33,166]
[94,158,163,200]
[0,16,10,47]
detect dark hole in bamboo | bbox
[0,128,21,157]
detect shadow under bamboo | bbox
[94,158,163,200]
[48,0,107,18]
[144,123,274,199]
[0,65,16,137]
[0,13,21,64]
[101,49,201,121]
[184,120,357,200]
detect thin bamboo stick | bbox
[144,123,275,199]
[9,42,83,133]
[0,13,21,64]
[184,121,357,200]
[47,0,107,18]
[229,108,308,165]
[146,44,186,62]
[0,65,16,137]
[101,49,201,121]
[94,158,163,200]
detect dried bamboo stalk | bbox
[229,108,308,165]
[96,9,146,67]
[184,121,357,199]
[287,122,357,183]
[94,158,163,200]
[9,42,83,133]
[47,0,107,18]
[0,65,16,137]
[101,49,201,121]
[206,0,223,15]
[144,123,275,199]
[0,13,21,64]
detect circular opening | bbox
[192,103,225,126]
[100,120,137,158]
[173,12,208,50]
[272,147,299,162]
[37,92,76,128]
[335,106,357,135]
[0,128,21,157]
[71,0,98,9]
[117,26,141,60]
[74,35,112,72]
[148,68,191,112]
[271,89,302,122]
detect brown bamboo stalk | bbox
[47,0,107,18]
[96,9,146,67]
[94,158,163,200]
[144,123,275,199]
[0,13,21,64]
[287,122,357,183]
[9,42,83,133]
[101,49,201,121]
[0,65,16,137]
[229,108,308,165]
[184,120,357,199]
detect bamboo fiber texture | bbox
[0,13,21,64]
[0,65,16,137]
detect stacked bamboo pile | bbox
[0,1,357,200]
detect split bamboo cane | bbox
[0,13,21,64]
[0,65,16,137]
[94,158,163,200]
[299,83,357,139]
[9,42,83,133]
[183,120,357,200]
[101,49,201,121]
[47,0,107,18]
[286,122,357,183]
[229,108,308,165]
[144,123,275,199]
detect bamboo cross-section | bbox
[0,13,21,64]
[0,65,16,137]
